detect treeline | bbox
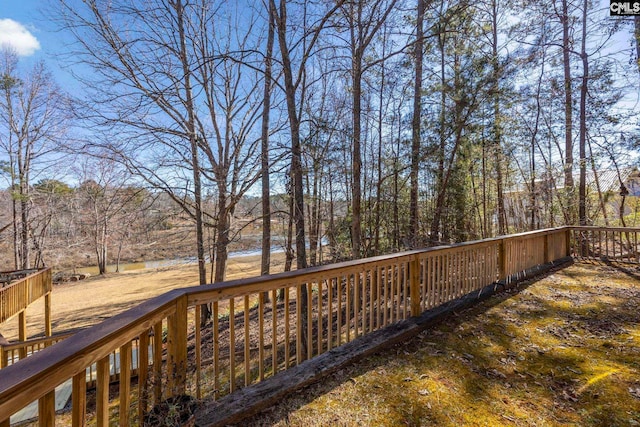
[1,1,638,289]
[0,172,179,272]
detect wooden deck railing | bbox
[0,227,582,426]
[0,268,52,352]
[0,332,72,369]
[570,226,640,263]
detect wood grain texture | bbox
[96,356,110,427]
[119,341,132,426]
[72,371,86,427]
[38,390,55,427]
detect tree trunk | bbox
[491,0,506,235]
[214,190,230,283]
[273,0,309,357]
[351,55,363,259]
[432,21,447,243]
[561,0,575,223]
[409,0,425,248]
[174,0,209,323]
[261,0,275,291]
[578,0,588,226]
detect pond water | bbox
[72,245,287,276]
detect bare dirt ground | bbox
[0,253,287,342]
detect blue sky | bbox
[1,1,636,102]
[1,0,78,89]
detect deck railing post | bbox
[45,268,52,337]
[38,390,55,427]
[544,232,550,264]
[498,238,507,283]
[18,311,27,360]
[167,294,188,397]
[565,228,572,258]
[410,256,421,317]
[45,293,52,338]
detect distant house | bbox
[588,168,640,196]
[503,167,639,229]
[623,169,640,196]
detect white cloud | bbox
[0,19,41,56]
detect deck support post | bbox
[410,257,421,317]
[498,238,507,283]
[167,294,188,397]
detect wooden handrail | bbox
[0,267,52,323]
[0,226,594,424]
[0,290,180,417]
[0,331,77,353]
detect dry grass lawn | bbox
[244,262,640,427]
[0,253,286,341]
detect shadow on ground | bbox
[240,262,640,427]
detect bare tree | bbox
[335,0,397,258]
[57,1,264,306]
[76,158,147,274]
[0,48,69,269]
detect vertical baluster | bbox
[284,287,290,368]
[328,278,333,350]
[96,355,110,427]
[382,266,388,326]
[244,295,250,387]
[390,264,396,324]
[389,263,400,323]
[229,297,236,393]
[296,282,304,365]
[72,371,86,427]
[153,322,162,404]
[367,269,372,329]
[195,306,201,398]
[397,263,403,321]
[271,289,277,376]
[455,252,461,297]
[318,280,323,355]
[307,282,313,358]
[337,278,342,346]
[464,250,469,294]
[259,292,265,381]
[119,341,132,426]
[421,257,427,312]
[213,301,219,399]
[437,254,441,300]
[38,390,55,427]
[346,274,351,342]
[376,266,382,330]
[138,331,149,421]
[398,261,409,320]
[426,256,432,309]
[361,272,367,335]
[402,259,410,320]
[439,254,445,303]
[354,273,360,338]
[449,253,455,298]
